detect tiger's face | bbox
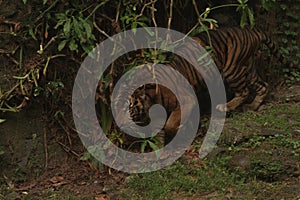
[128,88,152,126]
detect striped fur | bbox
[128,27,280,144]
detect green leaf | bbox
[81,44,93,54]
[80,151,91,161]
[63,19,71,35]
[141,141,147,153]
[58,40,67,51]
[54,20,65,29]
[43,0,47,5]
[22,0,27,4]
[240,10,247,28]
[143,26,155,36]
[73,17,83,40]
[0,119,6,124]
[29,27,37,40]
[55,13,67,21]
[137,16,151,23]
[80,18,93,40]
[136,21,148,28]
[247,8,255,28]
[148,140,159,151]
[281,38,288,44]
[69,39,78,52]
[131,22,137,34]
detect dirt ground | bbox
[0,83,300,200]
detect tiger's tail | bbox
[256,28,291,68]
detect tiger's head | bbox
[128,86,154,126]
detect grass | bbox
[1,96,299,199]
[121,158,243,200]
[121,102,300,199]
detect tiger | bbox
[124,26,284,145]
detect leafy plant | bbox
[236,0,255,28]
[260,0,276,11]
[55,10,96,53]
[276,0,300,84]
[128,132,162,153]
[80,145,105,172]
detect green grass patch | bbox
[121,158,244,200]
[125,101,299,199]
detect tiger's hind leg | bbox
[242,77,269,111]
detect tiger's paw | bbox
[216,104,228,112]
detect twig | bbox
[99,13,114,22]
[134,0,158,21]
[115,0,121,23]
[150,0,158,63]
[0,83,20,101]
[43,36,58,51]
[167,0,173,30]
[93,21,112,39]
[150,0,158,27]
[43,127,48,169]
[192,0,201,23]
[57,141,80,158]
[93,18,126,51]
[57,118,72,146]
[0,46,21,65]
[6,54,19,65]
[0,20,18,25]
[165,0,173,43]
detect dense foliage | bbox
[0,0,298,128]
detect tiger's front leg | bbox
[163,101,197,145]
[160,107,181,145]
[216,88,249,112]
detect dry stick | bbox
[57,141,80,158]
[150,0,160,92]
[151,0,158,63]
[151,1,158,28]
[166,0,173,44]
[93,16,127,52]
[134,0,158,21]
[0,46,20,65]
[99,13,114,22]
[43,127,49,169]
[192,0,201,21]
[167,0,173,30]
[43,36,58,51]
[93,19,111,39]
[57,119,72,146]
[0,83,20,101]
[115,0,121,23]
[6,54,19,65]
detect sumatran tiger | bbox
[121,26,283,145]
